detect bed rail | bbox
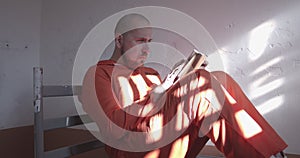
[33,67,105,158]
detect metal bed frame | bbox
[33,67,105,158]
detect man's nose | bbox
[141,43,150,54]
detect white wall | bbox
[1,0,299,154]
[0,0,41,129]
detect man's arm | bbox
[80,66,160,139]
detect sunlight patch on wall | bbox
[249,56,282,77]
[249,78,284,100]
[256,95,284,115]
[248,21,276,60]
[246,20,286,115]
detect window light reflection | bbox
[211,119,226,146]
[221,86,237,104]
[118,76,134,107]
[146,75,161,85]
[248,21,275,61]
[175,102,190,131]
[169,135,189,158]
[250,56,282,76]
[146,114,163,143]
[256,95,284,115]
[131,74,150,98]
[144,149,160,158]
[250,78,283,100]
[235,110,262,139]
[251,73,271,88]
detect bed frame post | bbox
[33,67,44,158]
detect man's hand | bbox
[161,59,186,90]
[149,84,166,103]
[201,60,209,68]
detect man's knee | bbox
[194,69,211,78]
[211,71,234,85]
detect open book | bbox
[160,49,207,90]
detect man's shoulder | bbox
[97,60,115,67]
[94,60,116,77]
[95,60,116,72]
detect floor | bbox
[0,125,299,158]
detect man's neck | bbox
[110,49,121,62]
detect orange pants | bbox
[129,69,287,158]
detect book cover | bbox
[161,49,206,90]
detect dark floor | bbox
[0,125,299,158]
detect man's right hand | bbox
[161,60,186,90]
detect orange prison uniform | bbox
[81,60,287,158]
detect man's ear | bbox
[115,33,123,48]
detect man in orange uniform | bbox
[80,13,287,158]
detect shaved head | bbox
[114,13,151,35]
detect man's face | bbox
[120,27,152,69]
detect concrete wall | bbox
[1,0,299,154]
[0,0,41,129]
